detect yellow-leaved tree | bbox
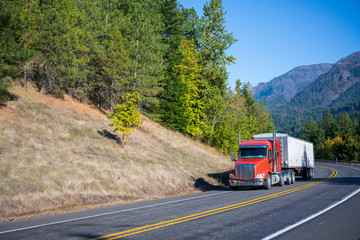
[108,92,142,146]
[175,39,206,137]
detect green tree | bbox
[118,0,165,116]
[301,117,325,157]
[342,134,360,161]
[16,0,39,89]
[32,0,88,97]
[336,112,354,137]
[0,0,37,92]
[320,109,337,139]
[0,77,12,104]
[204,80,274,154]
[198,0,236,93]
[158,0,193,132]
[175,39,205,136]
[108,92,142,146]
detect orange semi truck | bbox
[229,131,315,190]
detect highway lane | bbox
[0,163,359,240]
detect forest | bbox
[0,0,274,154]
[301,110,360,161]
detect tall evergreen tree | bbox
[83,0,129,112]
[198,0,236,93]
[301,117,325,156]
[158,0,188,131]
[118,0,166,116]
[0,0,37,92]
[320,109,337,139]
[197,0,237,141]
[33,0,89,97]
[336,112,353,137]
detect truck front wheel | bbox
[265,174,271,190]
[279,174,284,186]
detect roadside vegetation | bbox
[0,85,233,221]
[0,0,274,154]
[0,0,275,220]
[301,110,360,161]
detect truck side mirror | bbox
[231,152,236,162]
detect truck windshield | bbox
[239,148,267,159]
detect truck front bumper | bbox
[229,179,265,187]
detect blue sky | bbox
[178,0,360,89]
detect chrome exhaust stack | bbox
[273,130,277,172]
[238,132,241,149]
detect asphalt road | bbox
[1,163,359,240]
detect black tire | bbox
[291,171,296,184]
[279,174,284,186]
[265,174,271,190]
[285,174,291,185]
[231,186,238,191]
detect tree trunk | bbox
[110,78,115,113]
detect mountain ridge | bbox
[253,51,360,136]
[253,63,333,109]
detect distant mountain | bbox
[253,63,333,109]
[271,51,360,135]
[289,51,360,109]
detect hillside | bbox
[289,52,360,108]
[0,85,232,221]
[271,51,360,135]
[253,63,333,109]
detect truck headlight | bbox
[229,173,235,178]
[256,173,264,179]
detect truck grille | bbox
[236,164,255,179]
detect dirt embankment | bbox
[0,85,232,221]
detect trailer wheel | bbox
[285,174,290,185]
[310,169,315,179]
[291,171,296,184]
[265,174,271,190]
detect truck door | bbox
[268,149,273,171]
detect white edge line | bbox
[262,187,360,240]
[0,191,230,235]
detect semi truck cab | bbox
[229,131,311,190]
[229,138,282,190]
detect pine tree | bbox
[198,0,236,93]
[33,0,89,97]
[336,113,353,137]
[320,109,337,139]
[118,0,166,116]
[301,117,325,156]
[158,0,189,131]
[0,0,37,92]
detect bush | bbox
[0,77,12,104]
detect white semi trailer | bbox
[253,133,315,179]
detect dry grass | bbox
[0,84,232,221]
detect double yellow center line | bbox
[92,166,337,240]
